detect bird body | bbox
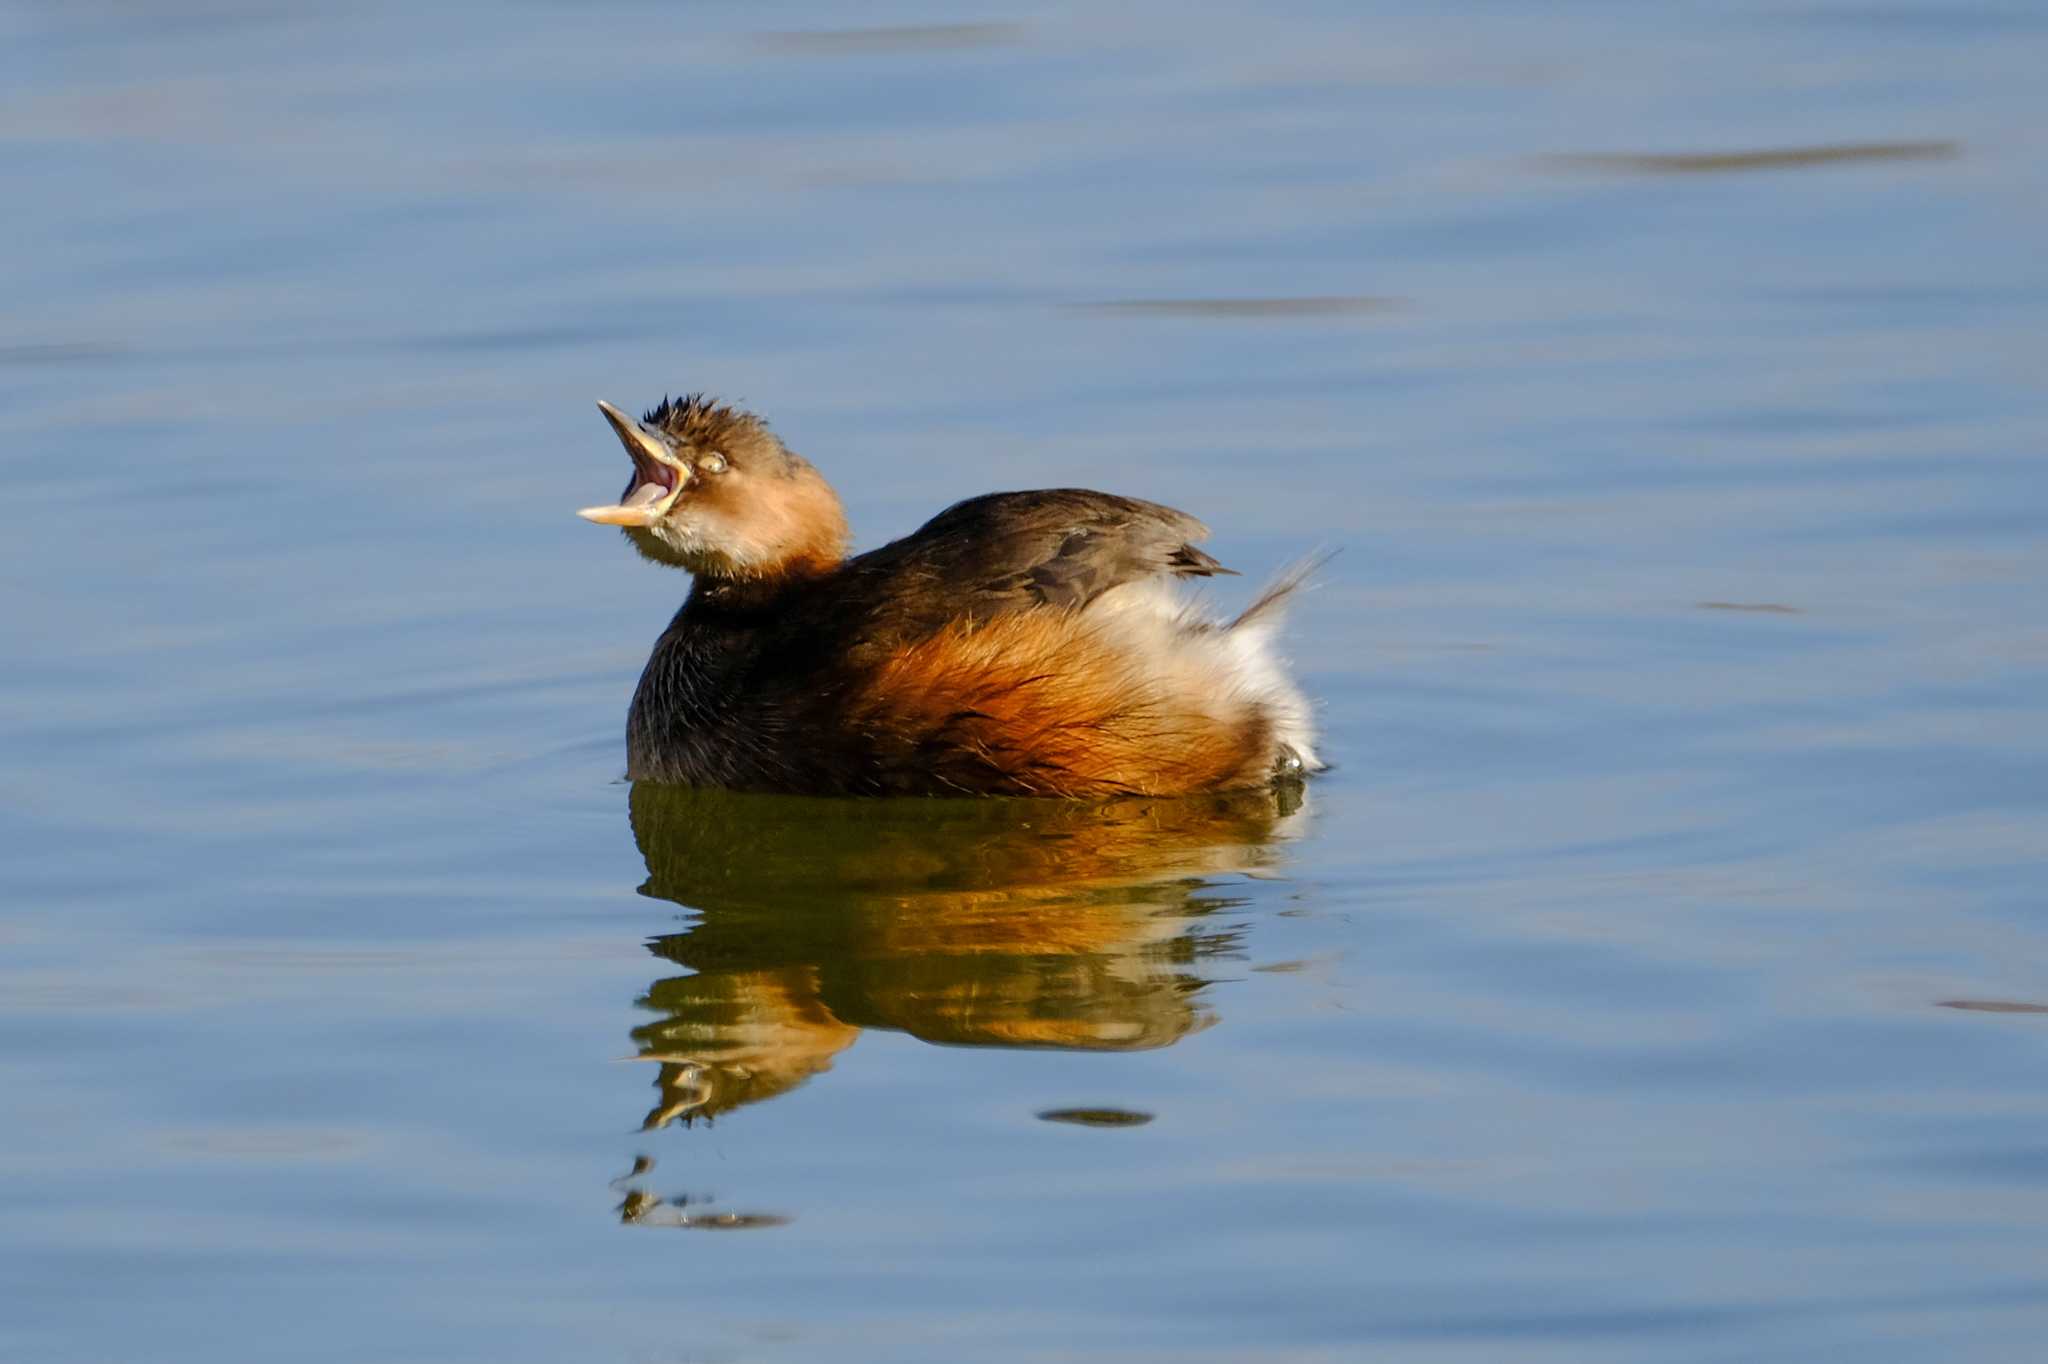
[581,396,1319,797]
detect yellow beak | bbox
[580,400,689,526]
[577,502,660,527]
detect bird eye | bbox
[700,451,729,474]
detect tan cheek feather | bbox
[646,472,850,577]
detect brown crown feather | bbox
[643,394,807,475]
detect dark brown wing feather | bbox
[830,489,1233,640]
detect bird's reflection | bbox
[625,780,1306,1129]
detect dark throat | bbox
[682,562,835,624]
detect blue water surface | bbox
[3,2,2046,1360]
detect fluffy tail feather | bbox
[1218,550,1331,775]
[1230,549,1337,631]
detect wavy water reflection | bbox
[1544,141,1960,175]
[623,781,1306,1129]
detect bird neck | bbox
[683,559,835,620]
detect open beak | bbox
[579,400,691,526]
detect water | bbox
[4,2,2047,1359]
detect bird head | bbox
[580,395,849,580]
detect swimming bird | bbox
[579,395,1319,797]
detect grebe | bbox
[580,395,1320,797]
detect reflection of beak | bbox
[579,400,691,526]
